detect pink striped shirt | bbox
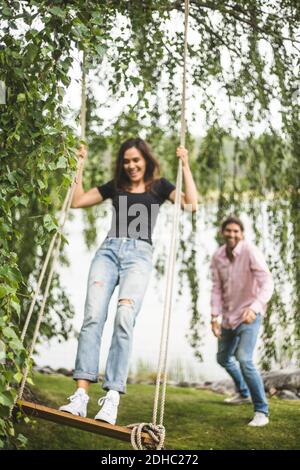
[210,240,274,329]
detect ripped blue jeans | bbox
[73,237,153,393]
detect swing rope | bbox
[128,0,189,450]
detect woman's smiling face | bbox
[123,147,146,183]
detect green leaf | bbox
[0,352,6,363]
[0,284,16,299]
[2,326,18,340]
[17,433,28,447]
[24,43,38,64]
[18,195,29,207]
[0,340,6,363]
[55,156,68,169]
[8,338,24,352]
[17,93,26,102]
[0,392,14,407]
[37,179,46,190]
[2,6,11,18]
[13,372,23,383]
[0,266,21,284]
[49,6,66,18]
[10,195,28,207]
[10,300,21,317]
[43,214,58,232]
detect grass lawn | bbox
[15,372,300,450]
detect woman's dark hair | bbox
[113,137,160,191]
[221,215,244,232]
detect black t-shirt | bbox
[97,178,175,245]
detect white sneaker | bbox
[59,388,89,417]
[248,412,269,427]
[94,390,120,425]
[224,393,252,405]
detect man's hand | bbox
[242,308,256,324]
[77,144,88,160]
[211,319,221,338]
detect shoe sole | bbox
[94,415,116,425]
[248,422,269,427]
[59,407,86,418]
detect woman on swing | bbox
[59,137,198,424]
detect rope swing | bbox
[14,0,190,451]
[128,0,190,450]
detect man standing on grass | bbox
[210,215,274,427]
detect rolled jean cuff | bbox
[73,371,99,383]
[102,381,126,394]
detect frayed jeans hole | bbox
[118,298,134,306]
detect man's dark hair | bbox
[221,215,244,232]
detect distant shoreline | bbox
[33,366,300,400]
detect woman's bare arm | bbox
[168,147,198,212]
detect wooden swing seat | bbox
[16,400,152,444]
